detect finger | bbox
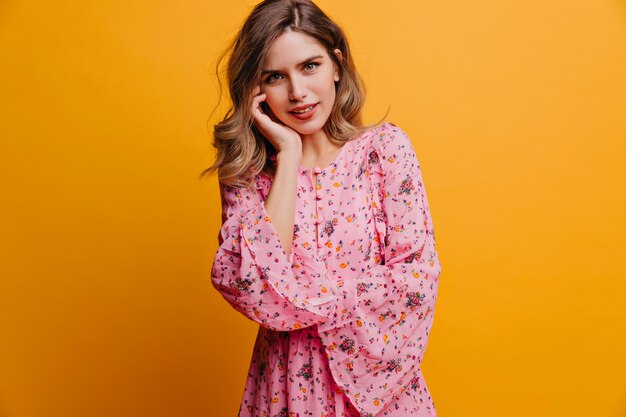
[251,91,265,104]
[251,93,266,115]
[251,97,271,129]
[249,87,263,112]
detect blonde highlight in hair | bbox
[199,0,387,188]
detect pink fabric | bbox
[211,122,442,417]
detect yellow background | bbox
[1,1,625,416]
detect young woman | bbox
[203,1,442,416]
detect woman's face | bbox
[259,30,340,136]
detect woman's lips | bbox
[289,103,318,120]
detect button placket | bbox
[312,167,323,252]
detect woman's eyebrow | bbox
[261,55,323,75]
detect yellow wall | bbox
[1,1,625,416]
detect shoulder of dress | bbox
[220,175,262,202]
[372,122,411,146]
[366,122,418,178]
[365,121,397,153]
[251,172,274,202]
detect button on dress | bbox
[211,122,442,417]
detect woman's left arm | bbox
[318,123,442,364]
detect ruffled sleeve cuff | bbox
[239,201,337,320]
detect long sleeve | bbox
[316,123,442,414]
[318,124,441,332]
[210,179,337,331]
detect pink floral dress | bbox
[211,122,442,417]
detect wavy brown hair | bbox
[199,0,387,188]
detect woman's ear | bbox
[333,48,343,82]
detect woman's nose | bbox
[288,76,307,101]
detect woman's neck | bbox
[300,129,342,168]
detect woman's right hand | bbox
[250,85,302,157]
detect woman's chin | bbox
[284,119,328,137]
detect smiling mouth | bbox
[289,103,318,114]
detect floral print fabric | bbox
[211,123,442,416]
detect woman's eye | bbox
[264,63,319,83]
[265,73,282,83]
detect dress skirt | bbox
[238,325,361,417]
